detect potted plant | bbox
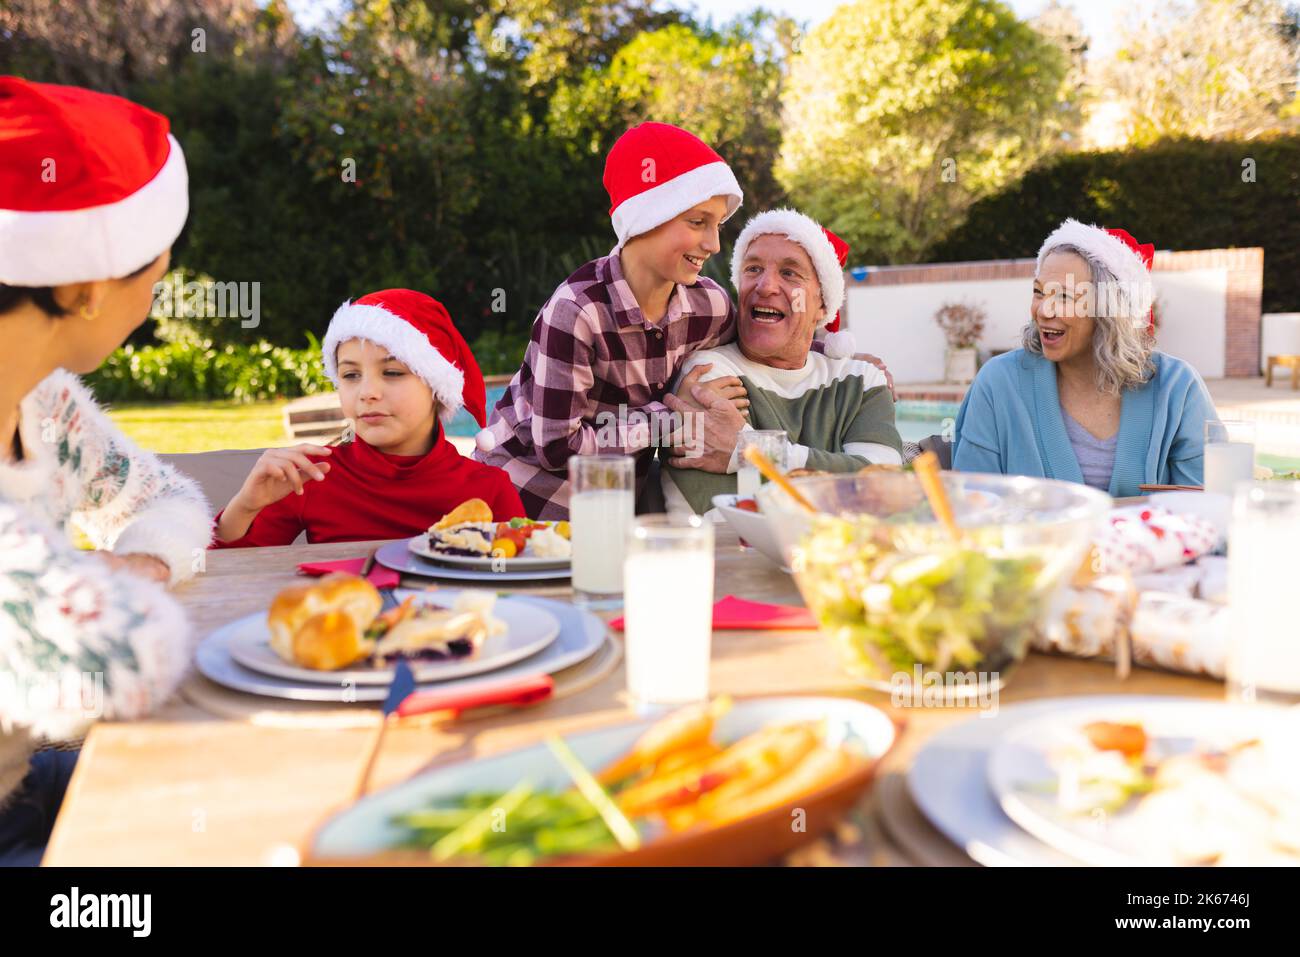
[934,301,987,384]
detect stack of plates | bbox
[195,589,606,703]
[373,536,571,583]
[906,695,1300,866]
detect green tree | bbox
[0,0,296,93]
[928,135,1300,313]
[549,17,794,214]
[1096,0,1299,145]
[491,0,688,96]
[777,0,1073,264]
[1031,1,1088,148]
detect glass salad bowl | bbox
[758,471,1110,700]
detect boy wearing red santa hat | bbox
[212,289,524,547]
[471,122,754,520]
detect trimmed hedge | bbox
[86,335,332,403]
[928,136,1300,313]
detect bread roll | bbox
[313,573,383,630]
[266,573,382,667]
[293,610,371,671]
[267,582,326,663]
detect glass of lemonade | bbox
[568,454,636,608]
[623,514,715,713]
[735,430,787,499]
[1227,481,1300,705]
[1204,420,1256,495]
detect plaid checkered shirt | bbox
[473,252,738,519]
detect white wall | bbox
[845,278,1022,384]
[846,268,1230,383]
[1150,269,1228,379]
[1261,314,1300,373]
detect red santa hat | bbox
[1037,219,1156,332]
[729,208,857,359]
[603,122,742,249]
[0,76,189,286]
[322,289,486,428]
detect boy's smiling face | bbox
[335,338,439,456]
[628,195,729,287]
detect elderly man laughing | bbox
[661,208,903,514]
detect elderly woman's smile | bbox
[1036,319,1071,356]
[1032,250,1096,363]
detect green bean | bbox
[534,819,618,857]
[393,808,481,830]
[394,783,636,864]
[430,780,534,862]
[479,844,538,867]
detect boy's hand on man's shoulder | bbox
[663,385,746,473]
[853,352,896,399]
[669,363,749,414]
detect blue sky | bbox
[284,0,1127,57]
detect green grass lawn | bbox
[106,397,1300,469]
[105,399,294,454]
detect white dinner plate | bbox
[375,540,571,582]
[409,534,570,570]
[226,590,560,685]
[194,593,607,702]
[907,697,1099,866]
[986,697,1300,866]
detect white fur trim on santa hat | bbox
[612,161,742,249]
[730,208,845,328]
[0,134,189,286]
[821,328,857,359]
[323,300,466,424]
[1037,218,1154,317]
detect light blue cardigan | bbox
[952,349,1216,497]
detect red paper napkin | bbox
[608,594,816,631]
[296,557,401,589]
[397,674,554,718]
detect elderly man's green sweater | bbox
[662,342,903,514]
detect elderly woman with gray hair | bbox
[953,219,1217,496]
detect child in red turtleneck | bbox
[211,289,524,547]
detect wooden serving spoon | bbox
[911,451,960,542]
[742,445,817,514]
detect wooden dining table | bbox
[42,526,1223,866]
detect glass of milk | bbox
[1203,419,1256,495]
[623,514,715,713]
[734,430,788,500]
[568,454,636,609]
[1227,481,1300,705]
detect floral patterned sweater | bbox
[0,369,212,809]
